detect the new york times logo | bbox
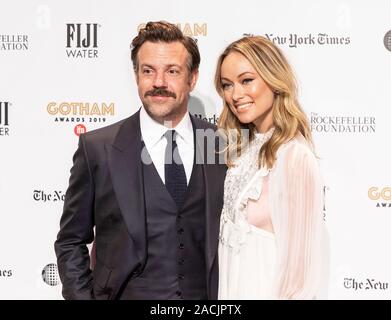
[0,268,12,277]
[193,113,219,125]
[33,189,65,202]
[0,101,10,136]
[264,33,350,48]
[66,23,100,58]
[243,33,350,47]
[344,277,389,291]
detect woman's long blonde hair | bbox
[215,36,313,169]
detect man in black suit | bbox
[54,21,226,300]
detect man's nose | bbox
[153,71,167,88]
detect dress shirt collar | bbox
[140,106,193,147]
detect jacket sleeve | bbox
[271,143,328,299]
[54,134,95,300]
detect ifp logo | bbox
[74,124,87,136]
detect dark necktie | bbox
[164,130,187,209]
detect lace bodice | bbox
[220,129,274,248]
[221,129,274,223]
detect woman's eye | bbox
[242,78,253,85]
[222,83,232,90]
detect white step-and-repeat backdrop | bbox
[1,0,390,299]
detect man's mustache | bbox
[145,88,177,98]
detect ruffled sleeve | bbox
[269,140,329,299]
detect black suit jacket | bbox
[54,110,227,300]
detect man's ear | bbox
[189,69,199,91]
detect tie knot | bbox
[164,130,177,143]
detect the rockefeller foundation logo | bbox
[310,113,375,134]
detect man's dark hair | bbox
[131,21,200,73]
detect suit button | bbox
[178,274,184,280]
[178,228,184,234]
[179,243,184,249]
[178,258,185,265]
[176,290,182,296]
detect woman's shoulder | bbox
[279,132,312,152]
[275,133,317,168]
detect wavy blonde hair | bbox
[215,36,313,169]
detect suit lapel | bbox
[107,111,146,262]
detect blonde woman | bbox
[215,36,328,299]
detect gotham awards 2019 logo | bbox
[368,187,391,208]
[66,23,100,58]
[137,22,207,37]
[46,101,115,136]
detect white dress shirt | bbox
[140,106,194,185]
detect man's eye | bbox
[142,69,153,74]
[168,69,179,74]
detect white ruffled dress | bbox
[218,129,328,300]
